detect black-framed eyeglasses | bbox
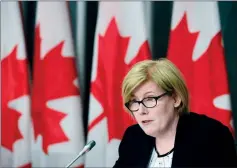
[125,92,170,112]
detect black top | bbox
[113,112,237,167]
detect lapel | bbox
[133,131,155,167]
[171,112,192,168]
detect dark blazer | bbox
[113,112,237,167]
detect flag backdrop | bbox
[85,2,151,167]
[31,2,84,167]
[1,2,237,168]
[167,2,233,132]
[1,2,31,168]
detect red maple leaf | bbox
[88,18,151,141]
[167,13,232,131]
[1,46,28,151]
[32,24,80,154]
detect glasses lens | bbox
[143,97,157,107]
[128,101,139,111]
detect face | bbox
[130,80,181,137]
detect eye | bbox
[144,97,155,101]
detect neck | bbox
[157,114,179,139]
[155,114,179,154]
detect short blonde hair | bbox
[122,58,189,114]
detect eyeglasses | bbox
[125,92,170,112]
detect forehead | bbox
[132,80,163,97]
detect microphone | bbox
[65,140,96,168]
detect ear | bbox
[172,93,182,108]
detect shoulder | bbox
[189,112,227,128]
[186,112,237,166]
[121,124,149,141]
[184,112,233,140]
[187,112,228,129]
[114,124,155,167]
[119,124,153,150]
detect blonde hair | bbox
[122,58,189,114]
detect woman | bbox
[113,58,237,167]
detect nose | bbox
[137,103,148,115]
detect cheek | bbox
[149,108,162,117]
[160,101,174,112]
[151,103,175,121]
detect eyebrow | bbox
[144,91,155,96]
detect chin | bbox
[141,126,158,137]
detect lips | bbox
[142,120,153,125]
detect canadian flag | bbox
[167,2,233,132]
[85,2,151,167]
[31,2,84,167]
[1,2,31,168]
